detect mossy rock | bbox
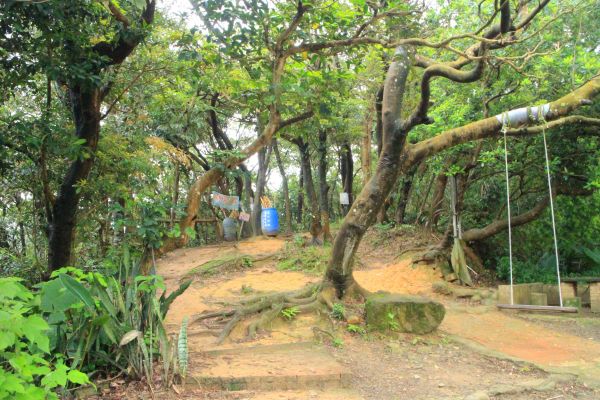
[365,293,445,334]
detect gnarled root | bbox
[190,278,373,344]
[190,283,338,344]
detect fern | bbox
[178,317,189,377]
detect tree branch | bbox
[406,77,600,165]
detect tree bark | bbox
[361,106,373,183]
[273,139,293,234]
[318,130,332,242]
[426,168,449,228]
[48,86,101,271]
[374,86,384,157]
[296,138,322,244]
[395,166,416,224]
[297,163,304,225]
[325,46,411,297]
[339,142,353,216]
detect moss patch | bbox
[365,292,445,334]
[277,241,331,275]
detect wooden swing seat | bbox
[496,304,578,313]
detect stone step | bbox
[192,389,364,399]
[186,343,351,391]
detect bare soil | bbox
[95,231,600,399]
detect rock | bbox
[432,281,453,295]
[471,294,482,303]
[465,391,490,400]
[365,292,446,334]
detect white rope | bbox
[541,125,564,307]
[501,113,515,305]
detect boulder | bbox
[365,293,445,334]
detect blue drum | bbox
[260,208,279,236]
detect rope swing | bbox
[497,108,576,313]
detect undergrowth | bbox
[276,240,331,275]
[184,254,254,279]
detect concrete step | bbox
[190,389,364,399]
[187,343,351,391]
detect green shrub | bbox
[496,255,558,284]
[0,278,90,400]
[39,252,190,387]
[330,303,346,320]
[281,306,300,320]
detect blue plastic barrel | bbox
[223,217,237,241]
[261,208,279,236]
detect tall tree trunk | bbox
[426,170,449,228]
[48,86,101,272]
[296,139,322,244]
[297,163,304,224]
[339,142,353,216]
[374,86,384,157]
[318,130,332,242]
[325,47,411,297]
[361,107,373,183]
[273,139,292,234]
[395,166,416,224]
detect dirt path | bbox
[150,235,600,399]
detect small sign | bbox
[211,192,239,211]
[238,212,250,222]
[339,192,350,205]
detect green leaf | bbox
[67,369,90,385]
[41,363,68,389]
[58,274,96,312]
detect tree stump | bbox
[365,293,445,334]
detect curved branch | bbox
[406,78,600,165]
[462,184,592,242]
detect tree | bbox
[1,0,157,274]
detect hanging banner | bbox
[238,212,250,222]
[211,192,240,211]
[339,192,350,205]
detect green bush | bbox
[39,260,190,386]
[496,255,558,284]
[0,278,90,400]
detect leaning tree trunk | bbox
[48,86,101,272]
[297,139,322,244]
[325,47,411,297]
[317,130,332,242]
[273,139,293,234]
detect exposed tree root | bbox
[189,281,369,345]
